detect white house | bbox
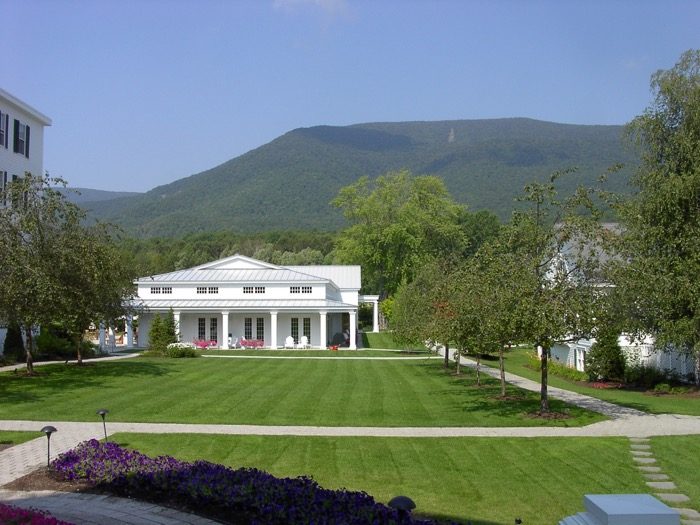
[0,88,52,352]
[131,254,379,350]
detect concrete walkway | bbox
[0,352,139,374]
[3,349,700,524]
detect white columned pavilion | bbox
[270,311,278,349]
[359,295,380,333]
[98,322,106,351]
[319,311,327,349]
[349,311,357,349]
[221,311,229,349]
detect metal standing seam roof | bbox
[285,265,361,289]
[132,298,357,311]
[137,268,331,284]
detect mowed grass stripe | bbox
[111,433,646,524]
[0,357,604,426]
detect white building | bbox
[0,88,52,192]
[132,254,379,350]
[0,88,52,352]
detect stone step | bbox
[677,508,700,519]
[645,473,671,481]
[631,444,652,450]
[634,457,657,464]
[632,450,654,457]
[630,437,651,443]
[638,466,662,472]
[655,493,690,503]
[647,481,677,490]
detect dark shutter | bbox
[3,114,6,147]
[13,119,19,153]
[25,125,30,158]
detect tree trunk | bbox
[475,352,481,387]
[499,344,507,397]
[455,347,461,375]
[695,346,700,387]
[540,345,549,413]
[443,343,449,369]
[75,334,83,365]
[25,327,35,375]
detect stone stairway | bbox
[630,437,700,525]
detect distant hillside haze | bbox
[84,118,638,237]
[59,188,142,204]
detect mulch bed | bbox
[3,467,93,493]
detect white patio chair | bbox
[299,335,310,349]
[284,335,295,349]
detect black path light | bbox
[97,409,109,441]
[40,425,57,467]
[388,495,416,524]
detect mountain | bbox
[59,188,142,204]
[85,118,638,237]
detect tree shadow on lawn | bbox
[0,361,171,404]
[416,362,601,425]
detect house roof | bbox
[137,255,361,290]
[138,268,329,284]
[0,88,52,126]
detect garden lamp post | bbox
[97,409,109,441]
[388,495,416,524]
[40,425,57,467]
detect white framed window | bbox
[210,318,218,343]
[162,287,172,294]
[244,317,252,339]
[243,286,254,294]
[256,317,264,340]
[291,318,299,344]
[208,286,218,294]
[150,287,161,294]
[0,111,8,148]
[290,286,300,294]
[197,318,206,340]
[303,317,311,341]
[302,286,312,294]
[13,120,29,158]
[255,286,265,294]
[196,286,207,294]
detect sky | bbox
[3,0,699,193]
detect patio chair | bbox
[284,335,295,349]
[299,335,310,349]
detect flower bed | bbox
[51,440,443,524]
[0,502,74,525]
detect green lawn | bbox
[110,433,647,525]
[651,435,700,511]
[200,348,429,357]
[502,348,700,415]
[362,331,426,350]
[0,431,42,446]
[0,356,603,426]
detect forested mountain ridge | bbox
[86,118,638,237]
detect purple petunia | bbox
[51,440,448,525]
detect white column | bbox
[319,311,327,349]
[372,299,379,333]
[173,311,181,342]
[349,311,357,350]
[221,311,229,349]
[99,322,106,352]
[126,315,134,349]
[270,311,278,349]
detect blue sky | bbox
[4,0,699,192]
